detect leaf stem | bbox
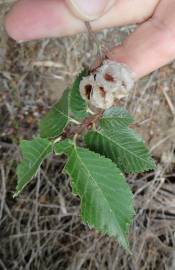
[73,134,78,144]
[54,137,62,144]
[69,118,81,125]
[87,108,95,115]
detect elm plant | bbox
[14,61,156,251]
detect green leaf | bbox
[85,120,156,173]
[102,107,134,128]
[54,140,134,250]
[15,138,52,197]
[70,69,89,121]
[39,89,70,138]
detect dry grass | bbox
[0,2,175,270]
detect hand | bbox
[5,0,175,79]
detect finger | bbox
[5,0,159,41]
[107,0,175,79]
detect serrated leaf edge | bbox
[85,130,156,173]
[14,138,53,197]
[54,141,135,250]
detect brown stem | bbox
[62,110,104,140]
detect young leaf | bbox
[39,89,70,138]
[15,138,52,197]
[101,107,134,128]
[70,69,89,120]
[85,123,156,173]
[54,140,134,250]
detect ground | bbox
[0,2,175,270]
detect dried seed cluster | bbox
[80,60,135,109]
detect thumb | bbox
[66,0,116,21]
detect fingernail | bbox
[67,0,113,21]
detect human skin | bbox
[4,0,175,79]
